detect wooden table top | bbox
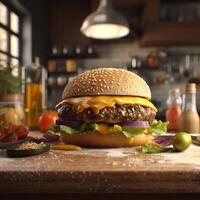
[0,132,200,194]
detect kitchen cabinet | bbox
[49,0,91,46]
[140,0,200,46]
[47,0,200,47]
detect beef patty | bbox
[56,103,156,124]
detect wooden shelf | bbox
[159,21,200,28]
[128,66,163,71]
[47,85,65,89]
[140,0,200,46]
[48,53,98,60]
[48,71,77,75]
[140,23,200,46]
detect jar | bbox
[65,59,77,72]
[0,94,24,125]
[57,76,67,86]
[48,75,57,86]
[47,60,56,72]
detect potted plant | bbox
[0,66,22,101]
[0,66,24,125]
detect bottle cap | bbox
[169,88,180,96]
[185,83,196,93]
[34,57,40,66]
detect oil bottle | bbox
[23,57,46,128]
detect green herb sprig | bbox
[0,67,21,94]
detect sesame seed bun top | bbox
[62,68,151,99]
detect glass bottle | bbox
[23,57,46,129]
[166,88,182,132]
[180,83,199,133]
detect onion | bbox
[56,119,82,127]
[120,121,149,128]
[30,134,59,143]
[43,132,60,142]
[153,136,173,147]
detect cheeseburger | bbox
[54,68,166,147]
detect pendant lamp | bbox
[80,0,130,39]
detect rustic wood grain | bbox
[2,193,200,200]
[1,133,200,195]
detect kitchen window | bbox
[0,1,22,69]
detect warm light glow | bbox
[11,12,19,33]
[83,23,130,39]
[0,2,7,25]
[11,34,19,57]
[0,27,7,51]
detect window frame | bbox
[0,0,23,65]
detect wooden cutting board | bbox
[0,132,200,193]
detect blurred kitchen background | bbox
[1,0,200,121]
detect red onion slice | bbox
[56,119,82,127]
[120,121,149,128]
[43,132,60,142]
[153,136,173,146]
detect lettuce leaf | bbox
[52,125,77,135]
[142,142,172,153]
[79,123,94,132]
[120,120,168,138]
[147,120,168,135]
[122,127,146,138]
[52,120,168,138]
[112,124,123,132]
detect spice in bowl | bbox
[6,141,50,157]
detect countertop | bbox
[1,135,200,194]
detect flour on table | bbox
[156,144,200,166]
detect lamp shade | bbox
[80,0,130,39]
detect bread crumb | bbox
[112,161,118,166]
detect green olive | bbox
[172,132,192,152]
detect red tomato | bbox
[6,132,18,142]
[15,125,29,139]
[0,127,6,141]
[9,124,18,133]
[0,125,18,142]
[39,111,58,132]
[0,124,29,142]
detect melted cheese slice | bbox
[58,96,157,114]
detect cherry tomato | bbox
[39,111,58,132]
[1,125,18,142]
[0,127,6,141]
[10,124,18,132]
[0,124,29,142]
[6,132,18,142]
[3,125,14,136]
[15,125,29,139]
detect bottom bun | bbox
[60,132,152,148]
